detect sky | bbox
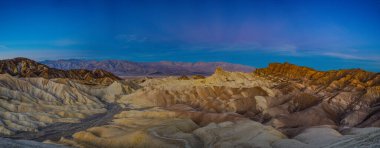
[0,0,380,72]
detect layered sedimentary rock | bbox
[0,74,135,136]
[0,74,100,136]
[0,58,121,85]
[254,63,380,134]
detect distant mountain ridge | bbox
[0,57,120,85]
[41,59,255,76]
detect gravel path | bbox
[5,103,122,142]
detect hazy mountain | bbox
[41,59,256,76]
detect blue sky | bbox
[0,0,380,71]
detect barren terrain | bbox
[0,58,379,147]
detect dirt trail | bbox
[5,103,123,142]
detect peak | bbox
[215,67,226,74]
[1,57,45,68]
[264,62,373,74]
[267,62,315,71]
[3,57,35,62]
[0,57,120,85]
[255,62,378,87]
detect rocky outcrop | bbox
[0,58,121,85]
[0,74,106,136]
[254,62,380,134]
[255,62,379,90]
[41,59,255,76]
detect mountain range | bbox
[0,57,120,85]
[0,57,379,148]
[41,59,255,76]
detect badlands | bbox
[0,58,379,147]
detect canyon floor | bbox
[0,58,379,148]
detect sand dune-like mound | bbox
[58,107,286,148]
[59,105,380,148]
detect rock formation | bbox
[0,74,127,136]
[254,62,380,134]
[0,58,121,85]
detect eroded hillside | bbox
[0,74,136,137]
[255,63,380,131]
[0,58,379,148]
[57,64,380,148]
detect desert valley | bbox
[0,57,378,148]
[1,0,380,147]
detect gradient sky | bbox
[0,0,380,71]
